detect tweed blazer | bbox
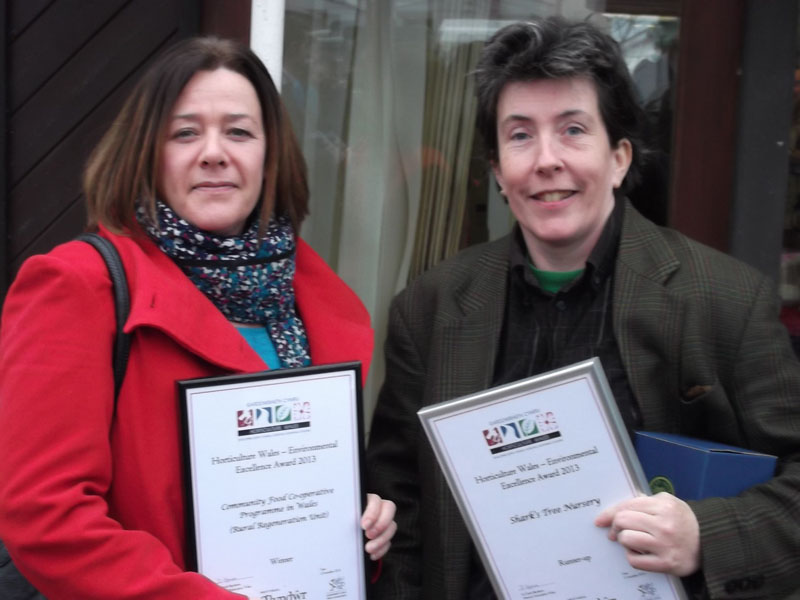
[366,203,800,600]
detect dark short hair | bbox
[474,17,647,193]
[84,37,308,233]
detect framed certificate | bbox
[179,362,366,599]
[418,358,687,600]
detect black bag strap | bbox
[76,233,131,407]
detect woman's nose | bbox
[200,133,227,167]
[534,137,563,175]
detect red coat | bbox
[0,228,373,599]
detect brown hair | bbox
[84,37,309,233]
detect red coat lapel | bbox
[294,239,374,385]
[107,230,373,382]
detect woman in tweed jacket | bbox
[367,17,800,600]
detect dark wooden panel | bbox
[669,0,744,251]
[8,0,181,185]
[3,0,202,305]
[11,198,87,275]
[7,0,52,39]
[8,42,175,260]
[1,1,8,302]
[10,0,128,111]
[201,0,250,43]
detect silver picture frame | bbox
[418,357,687,600]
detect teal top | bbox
[529,265,584,294]
[236,325,281,369]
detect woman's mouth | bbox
[532,190,574,202]
[193,181,237,191]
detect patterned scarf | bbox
[137,200,311,368]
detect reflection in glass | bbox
[280,1,682,422]
[609,14,679,227]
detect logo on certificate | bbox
[237,400,312,437]
[638,581,661,599]
[483,410,561,455]
[326,576,347,599]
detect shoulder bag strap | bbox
[76,233,131,409]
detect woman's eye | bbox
[510,131,530,141]
[172,128,197,139]
[228,127,252,138]
[565,125,584,136]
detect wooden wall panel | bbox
[1,2,7,299]
[9,54,160,272]
[201,0,251,44]
[8,8,184,262]
[9,0,181,185]
[10,0,128,111]
[4,0,198,292]
[669,0,745,251]
[7,1,52,37]
[2,0,256,303]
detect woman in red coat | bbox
[0,37,395,599]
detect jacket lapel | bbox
[434,238,510,404]
[118,233,266,374]
[613,203,684,431]
[293,239,374,383]
[426,238,509,599]
[114,234,373,379]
